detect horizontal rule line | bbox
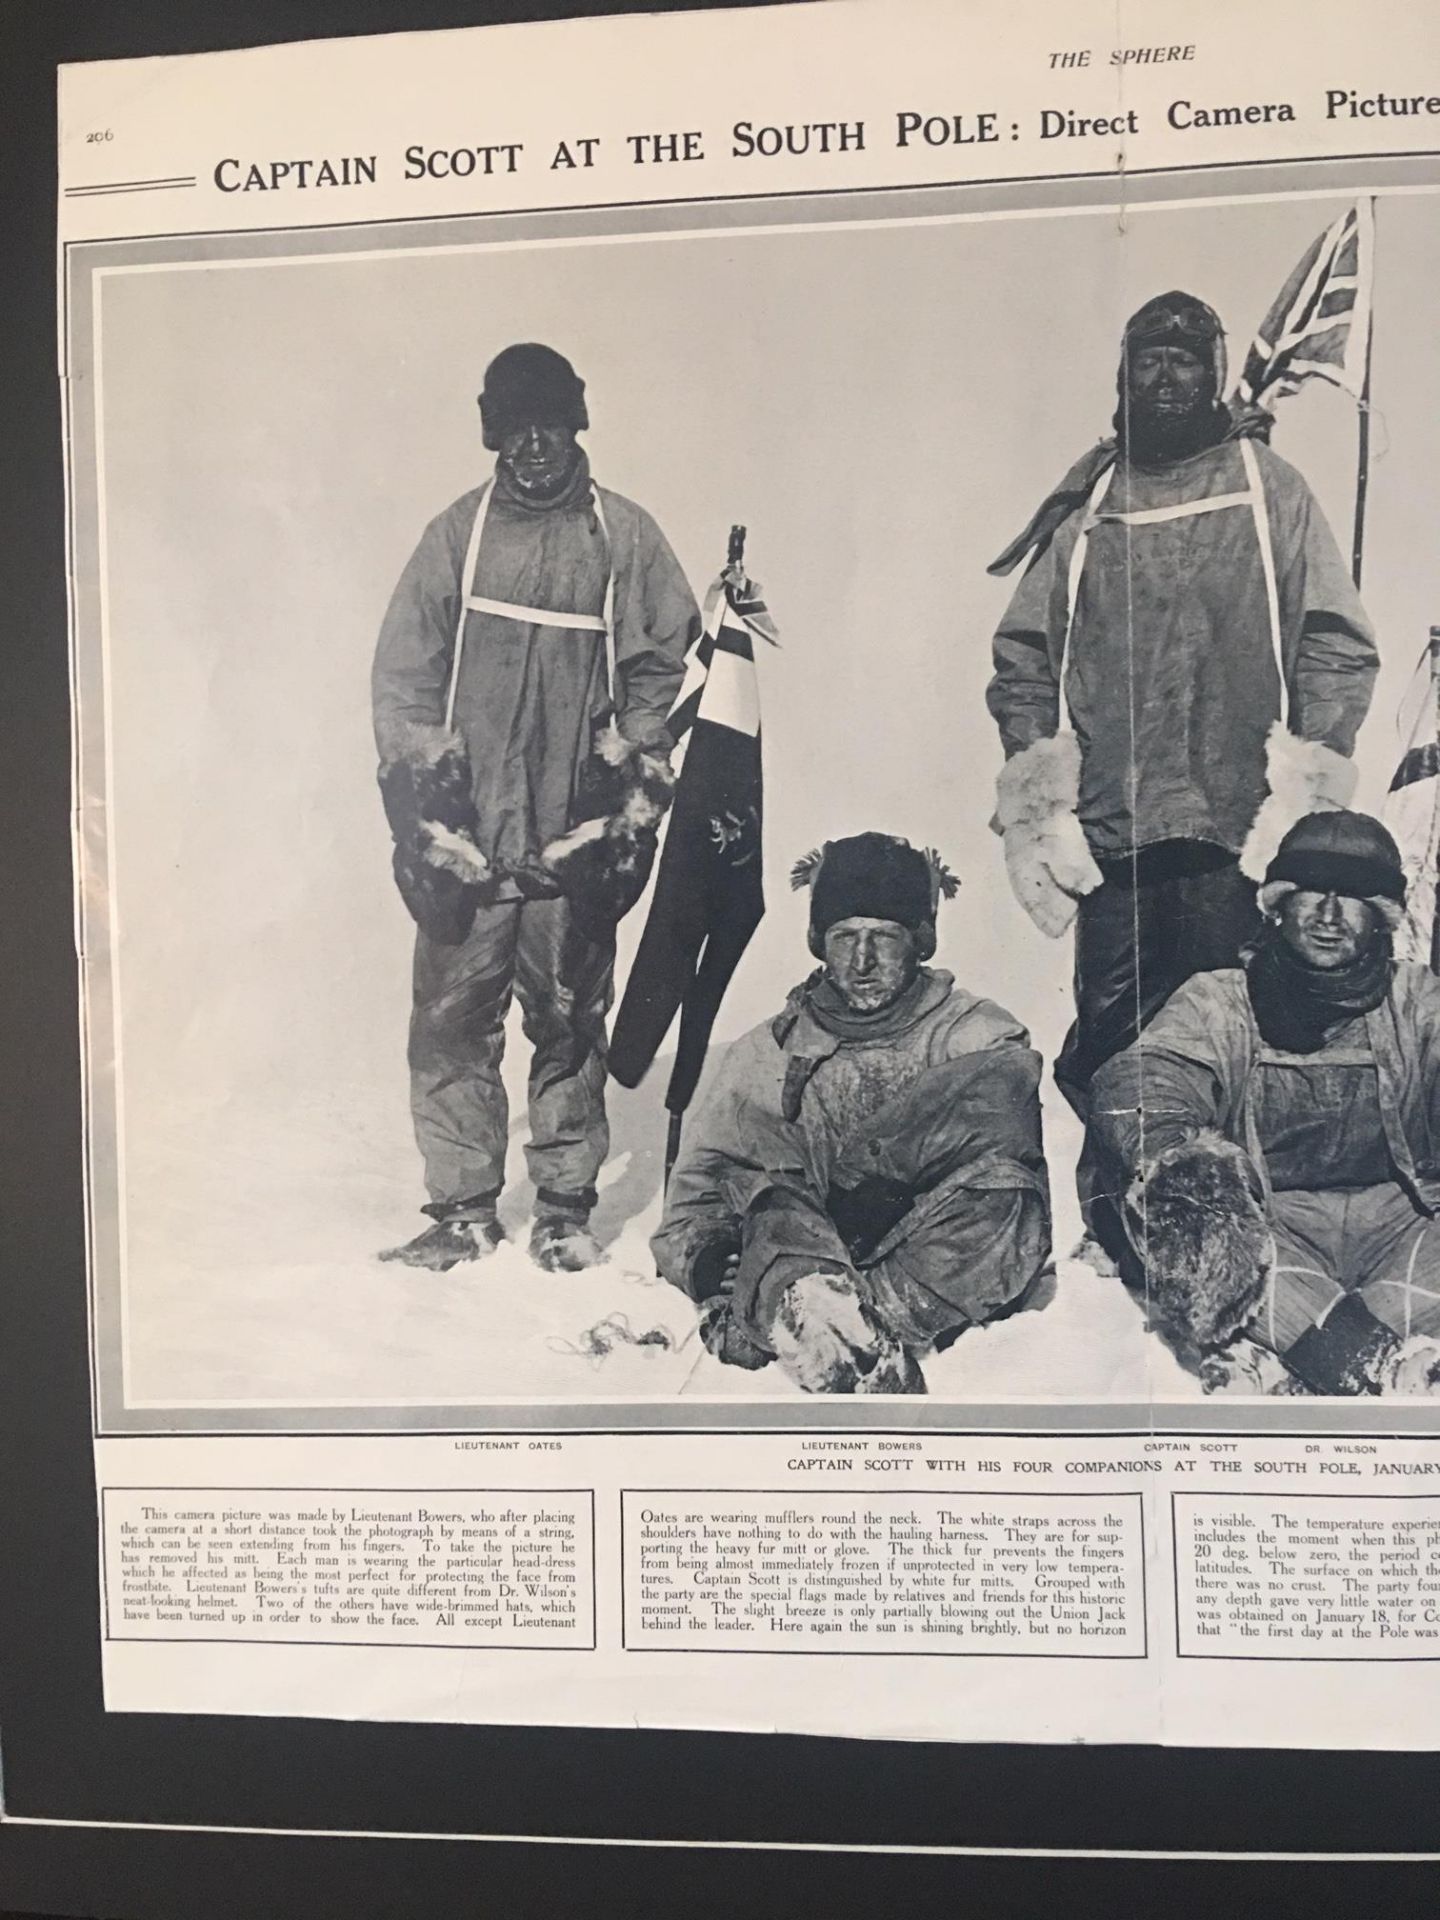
[57,145,1437,249]
[65,178,198,197]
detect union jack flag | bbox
[1232,200,1374,414]
[1384,628,1440,972]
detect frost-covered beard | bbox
[1119,370,1226,465]
[821,917,921,1015]
[497,424,582,502]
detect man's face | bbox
[822,916,921,1014]
[497,421,581,500]
[1125,343,1209,428]
[1277,888,1377,971]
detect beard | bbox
[1120,385,1227,465]
[499,443,581,502]
[827,954,919,1015]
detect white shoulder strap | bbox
[1057,445,1285,728]
[444,482,493,731]
[1238,436,1285,705]
[1058,462,1116,726]
[590,490,618,713]
[442,479,617,730]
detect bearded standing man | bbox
[986,291,1378,1251]
[373,344,699,1273]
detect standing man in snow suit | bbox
[652,833,1053,1394]
[986,291,1378,1251]
[373,344,699,1273]
[1090,812,1440,1398]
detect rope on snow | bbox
[546,1311,676,1365]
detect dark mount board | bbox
[2,2,1438,1914]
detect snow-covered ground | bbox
[118,1042,1196,1413]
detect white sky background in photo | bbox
[91,188,1440,1404]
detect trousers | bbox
[1059,843,1260,1262]
[1257,1183,1440,1352]
[733,1181,1051,1354]
[408,894,615,1210]
[1056,842,1261,1114]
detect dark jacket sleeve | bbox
[613,506,700,752]
[371,508,465,760]
[1266,449,1378,753]
[986,523,1071,757]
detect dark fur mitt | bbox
[533,720,676,938]
[1134,1131,1271,1352]
[377,724,495,944]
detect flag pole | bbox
[661,522,748,1199]
[1350,197,1377,588]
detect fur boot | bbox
[530,1213,604,1273]
[377,723,495,944]
[768,1270,926,1395]
[1238,723,1358,883]
[1135,1131,1271,1352]
[991,732,1103,937]
[379,1213,505,1272]
[536,720,677,936]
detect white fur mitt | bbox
[991,732,1103,938]
[1378,1337,1440,1396]
[1239,724,1357,883]
[769,1271,925,1395]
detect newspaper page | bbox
[60,0,1440,1748]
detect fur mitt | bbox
[1379,1337,1440,1396]
[378,723,495,944]
[1239,724,1357,883]
[991,732,1103,937]
[1133,1131,1271,1352]
[531,720,677,936]
[768,1270,926,1395]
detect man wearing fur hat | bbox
[986,291,1377,1251]
[1090,811,1440,1397]
[651,833,1053,1393]
[373,343,699,1273]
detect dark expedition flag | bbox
[609,528,776,1118]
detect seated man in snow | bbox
[1090,810,1440,1397]
[651,832,1053,1394]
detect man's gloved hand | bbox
[991,733,1103,939]
[696,1295,771,1370]
[1000,808,1104,939]
[1378,1337,1440,1396]
[688,1230,770,1370]
[378,725,495,942]
[1133,1131,1272,1353]
[768,1270,925,1395]
[689,1232,742,1301]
